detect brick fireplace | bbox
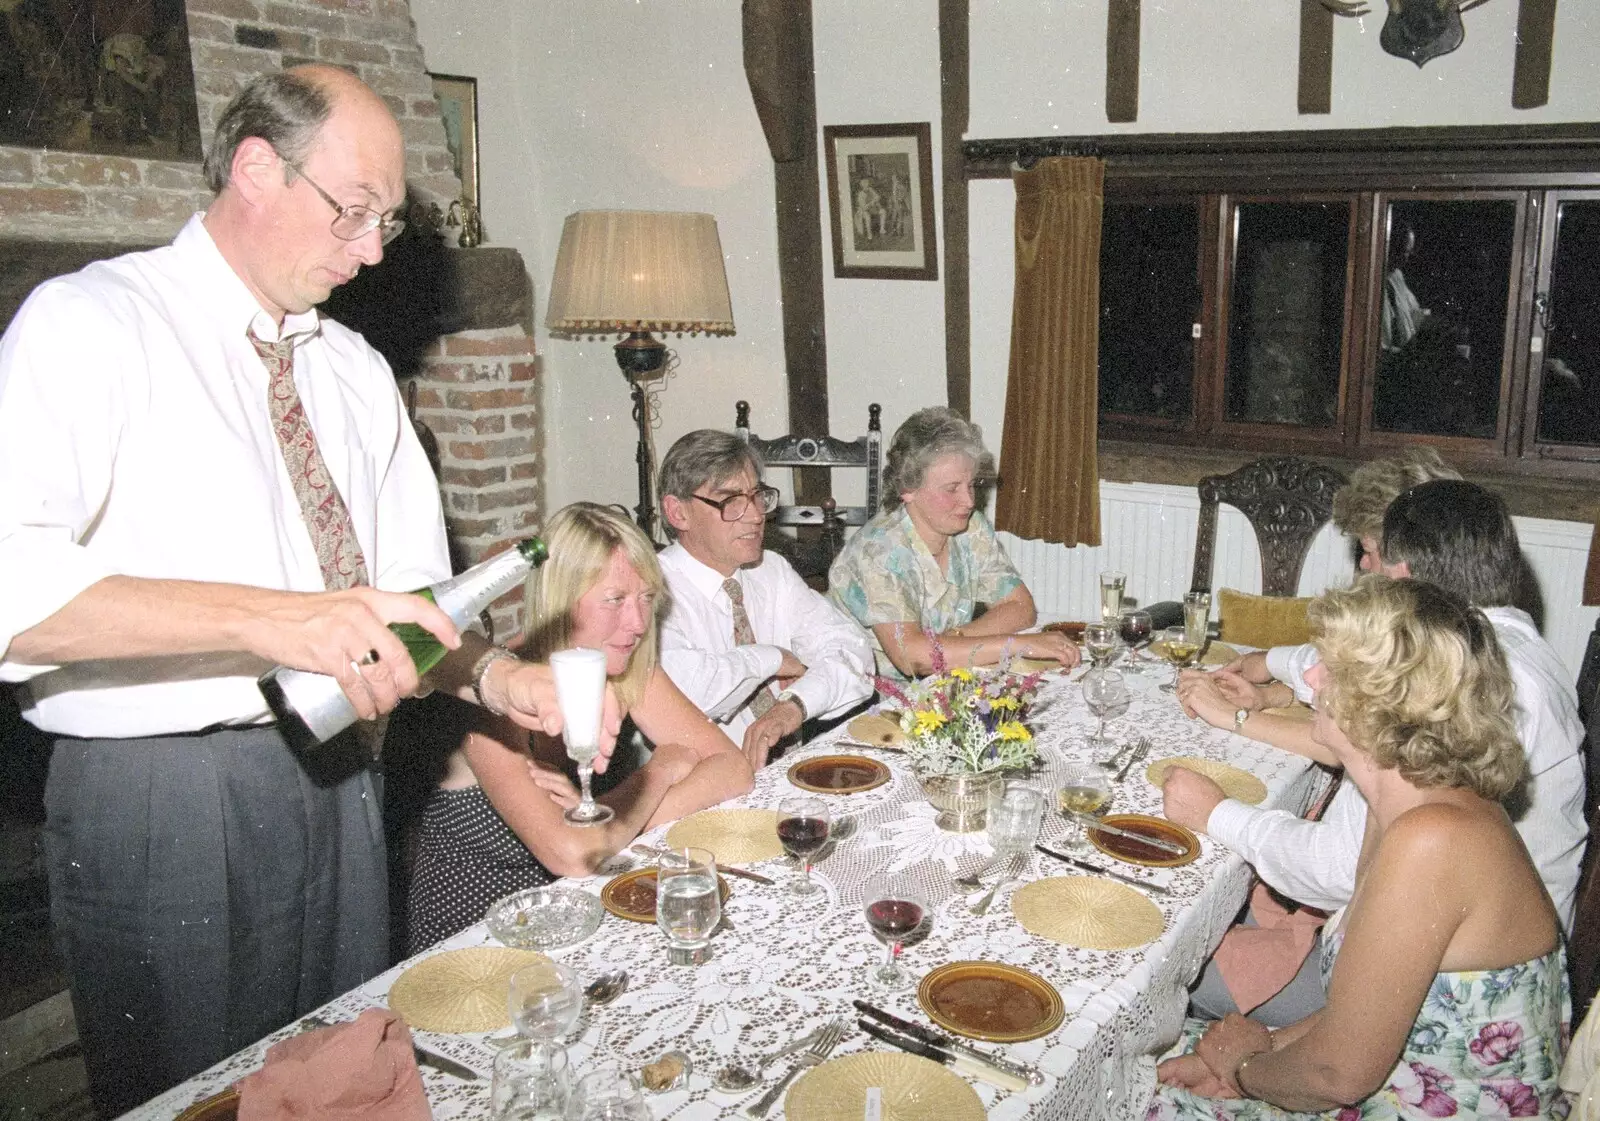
[0,0,540,638]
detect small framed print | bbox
[429,72,479,211]
[823,122,938,281]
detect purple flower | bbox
[1392,1061,1458,1117]
[1468,1021,1524,1067]
[1480,1079,1541,1117]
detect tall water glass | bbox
[986,781,1046,854]
[1182,591,1211,654]
[1099,571,1127,624]
[492,1040,570,1120]
[551,647,613,826]
[656,847,720,965]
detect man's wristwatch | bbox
[1233,707,1250,733]
[777,691,808,723]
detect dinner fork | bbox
[954,854,1004,890]
[1114,737,1152,783]
[969,852,1025,915]
[1096,738,1138,773]
[743,1017,846,1118]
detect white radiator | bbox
[998,481,1598,679]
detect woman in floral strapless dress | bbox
[1148,578,1569,1120]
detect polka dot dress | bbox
[407,784,555,955]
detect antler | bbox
[1317,0,1373,15]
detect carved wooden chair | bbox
[1190,456,1348,598]
[735,400,882,585]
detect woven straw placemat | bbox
[1011,876,1164,950]
[846,713,905,746]
[1145,756,1268,805]
[786,1052,983,1121]
[663,808,784,865]
[387,946,551,1033]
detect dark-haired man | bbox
[0,66,601,1112]
[1167,479,1585,1024]
[656,429,873,768]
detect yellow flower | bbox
[997,721,1031,742]
[914,710,948,735]
[950,668,974,682]
[989,696,1020,712]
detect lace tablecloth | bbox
[126,665,1318,1121]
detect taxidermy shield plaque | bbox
[1380,0,1465,67]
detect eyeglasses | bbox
[693,485,780,521]
[278,151,406,246]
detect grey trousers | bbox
[43,726,389,1116]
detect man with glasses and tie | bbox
[0,66,603,1114]
[657,430,874,768]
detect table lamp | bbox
[545,210,735,540]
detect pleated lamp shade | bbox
[544,210,735,335]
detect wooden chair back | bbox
[1191,456,1348,597]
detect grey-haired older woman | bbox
[828,406,1079,679]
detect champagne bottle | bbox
[259,537,549,751]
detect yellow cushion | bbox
[1217,588,1312,650]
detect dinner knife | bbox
[1034,844,1171,895]
[628,844,776,886]
[413,1044,480,1081]
[1061,812,1189,856]
[856,1020,1029,1091]
[853,1001,1043,1085]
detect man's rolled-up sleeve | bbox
[1205,779,1364,912]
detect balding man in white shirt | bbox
[656,429,874,768]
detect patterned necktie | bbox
[249,330,369,591]
[723,576,776,718]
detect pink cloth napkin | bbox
[1212,881,1328,1014]
[237,1008,432,1121]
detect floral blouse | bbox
[1147,930,1571,1120]
[828,506,1024,679]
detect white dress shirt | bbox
[0,215,449,737]
[1209,607,1586,932]
[658,542,874,739]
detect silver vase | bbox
[920,772,1003,832]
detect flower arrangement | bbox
[875,633,1044,778]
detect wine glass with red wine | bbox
[1118,609,1153,673]
[776,796,831,896]
[862,870,930,989]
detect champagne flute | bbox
[1083,622,1119,669]
[1183,590,1212,653]
[1118,609,1153,671]
[551,647,613,826]
[1099,570,1127,624]
[507,960,584,1065]
[1157,625,1199,693]
[776,796,831,895]
[862,870,929,989]
[1057,764,1111,854]
[1082,668,1130,751]
[656,847,720,965]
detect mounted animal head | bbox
[1319,0,1486,68]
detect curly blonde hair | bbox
[1329,448,1460,541]
[1308,575,1523,800]
[521,502,665,712]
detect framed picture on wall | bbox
[822,122,938,281]
[429,72,479,211]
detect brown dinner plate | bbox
[916,961,1065,1042]
[1040,620,1087,639]
[1088,813,1200,867]
[174,1087,239,1121]
[600,867,731,924]
[787,754,891,794]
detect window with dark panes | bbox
[1370,199,1517,440]
[1535,198,1600,447]
[1098,201,1200,421]
[1224,201,1349,429]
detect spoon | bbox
[486,969,629,1047]
[712,1025,822,1092]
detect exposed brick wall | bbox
[0,1,542,631]
[0,0,460,243]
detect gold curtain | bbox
[995,156,1105,548]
